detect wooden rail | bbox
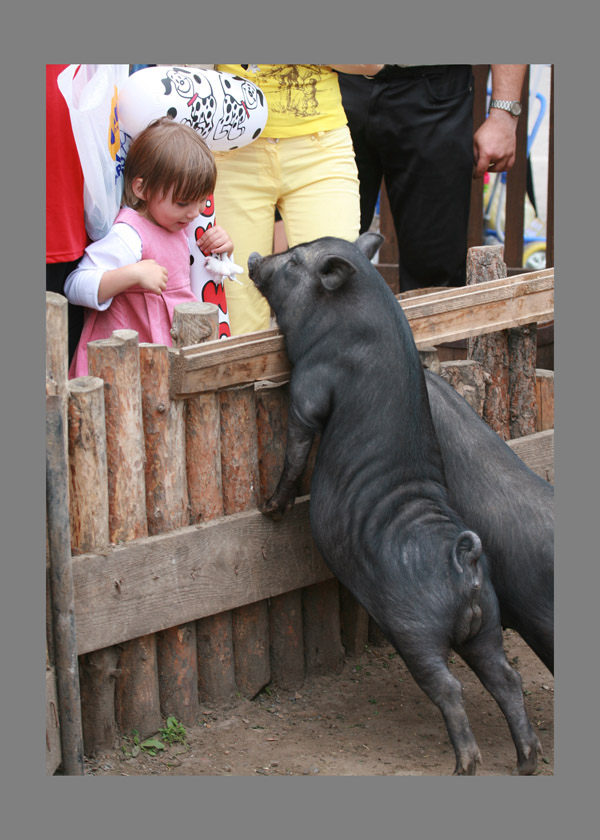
[169,268,554,398]
[70,429,553,657]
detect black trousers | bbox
[339,65,474,291]
[46,259,85,365]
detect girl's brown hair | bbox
[122,117,217,211]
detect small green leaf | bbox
[141,738,165,751]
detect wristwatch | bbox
[489,99,522,117]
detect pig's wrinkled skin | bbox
[425,370,554,673]
[248,234,541,775]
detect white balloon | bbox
[118,65,268,150]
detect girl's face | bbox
[132,179,208,232]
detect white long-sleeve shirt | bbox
[63,223,144,310]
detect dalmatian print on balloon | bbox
[117,65,268,152]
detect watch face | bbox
[511,102,522,116]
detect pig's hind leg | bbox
[397,643,483,775]
[455,627,542,775]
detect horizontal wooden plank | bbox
[507,428,554,484]
[72,496,332,655]
[403,269,554,346]
[169,270,554,398]
[72,427,553,655]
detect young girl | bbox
[66,117,234,379]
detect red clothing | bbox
[46,64,89,263]
[69,208,198,378]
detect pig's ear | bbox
[354,232,384,260]
[319,256,356,291]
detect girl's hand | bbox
[133,259,168,294]
[196,225,234,257]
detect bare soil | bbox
[83,628,553,777]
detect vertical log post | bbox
[302,579,345,676]
[196,610,237,707]
[221,385,270,698]
[171,303,237,706]
[88,330,161,740]
[256,382,305,691]
[46,292,69,452]
[67,376,118,755]
[508,324,538,439]
[67,377,109,554]
[466,246,510,439]
[46,392,85,775]
[535,369,554,432]
[438,360,488,418]
[339,584,369,658]
[139,342,199,726]
[172,303,223,524]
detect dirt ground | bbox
[83,628,553,777]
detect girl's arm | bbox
[64,224,144,309]
[98,259,168,303]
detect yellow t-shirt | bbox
[215,64,348,138]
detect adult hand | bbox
[472,109,519,178]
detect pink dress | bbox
[69,208,198,379]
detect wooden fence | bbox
[46,246,554,774]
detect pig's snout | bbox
[247,252,263,280]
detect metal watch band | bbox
[489,99,522,116]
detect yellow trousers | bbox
[213,126,361,335]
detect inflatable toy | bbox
[117,65,268,151]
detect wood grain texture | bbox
[169,270,554,398]
[72,497,331,655]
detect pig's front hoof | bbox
[260,497,286,521]
[261,504,284,522]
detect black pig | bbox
[248,234,541,775]
[424,370,554,673]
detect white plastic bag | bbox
[57,64,131,240]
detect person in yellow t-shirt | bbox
[212,64,383,335]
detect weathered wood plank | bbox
[72,424,554,658]
[169,270,554,397]
[507,429,554,484]
[72,497,332,655]
[406,270,553,347]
